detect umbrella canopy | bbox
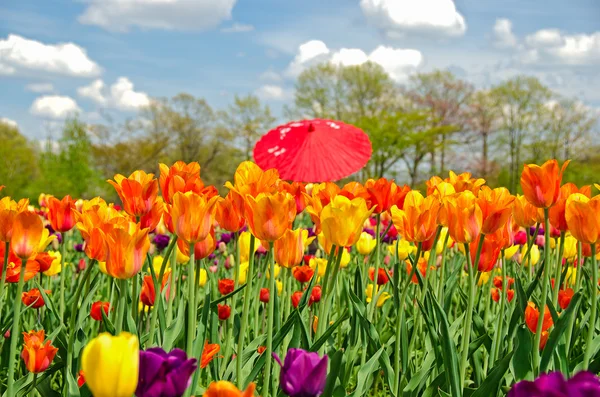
[253,119,372,182]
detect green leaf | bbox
[471,350,513,397]
[403,353,435,397]
[309,310,348,352]
[322,350,344,397]
[100,306,116,335]
[163,300,186,351]
[541,292,582,373]
[430,292,461,397]
[348,345,384,397]
[511,326,533,381]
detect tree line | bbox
[1,62,598,202]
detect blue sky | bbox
[1,0,599,140]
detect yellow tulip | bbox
[43,250,62,276]
[152,255,171,275]
[356,232,377,255]
[198,268,208,287]
[365,284,391,307]
[435,227,453,255]
[320,195,373,248]
[81,332,139,397]
[340,248,351,268]
[387,239,416,260]
[176,245,190,264]
[563,235,578,260]
[565,266,577,286]
[266,264,281,279]
[521,244,540,267]
[238,261,249,284]
[504,245,520,259]
[37,228,57,253]
[276,280,283,296]
[238,231,261,262]
[309,257,328,278]
[478,271,491,286]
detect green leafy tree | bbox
[0,121,38,199]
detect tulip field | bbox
[2,158,600,397]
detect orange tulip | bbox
[445,171,486,194]
[558,288,574,310]
[203,381,256,397]
[444,191,482,244]
[390,191,440,243]
[21,330,58,373]
[340,182,368,201]
[0,197,29,242]
[292,265,314,283]
[280,181,308,214]
[525,301,553,334]
[274,229,313,268]
[467,235,501,272]
[170,191,220,244]
[491,288,514,303]
[177,227,217,260]
[565,194,600,244]
[549,183,591,232]
[46,195,77,233]
[22,289,49,309]
[139,198,164,233]
[11,211,44,259]
[477,187,514,235]
[512,194,543,229]
[159,161,206,205]
[520,159,569,208]
[303,182,341,233]
[76,203,129,261]
[201,342,220,368]
[103,222,150,279]
[365,178,407,214]
[244,192,296,242]
[108,170,159,217]
[140,273,169,307]
[215,191,245,232]
[4,259,40,283]
[405,257,428,284]
[224,161,280,199]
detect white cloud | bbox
[30,96,81,119]
[76,77,150,110]
[79,0,237,32]
[286,40,331,77]
[286,40,423,83]
[221,23,254,33]
[493,19,518,48]
[77,79,107,105]
[361,0,466,38]
[25,83,55,93]
[522,30,600,65]
[0,34,101,77]
[259,70,282,82]
[0,117,18,128]
[255,85,287,100]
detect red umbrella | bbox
[253,119,372,182]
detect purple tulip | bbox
[153,234,170,251]
[136,348,197,397]
[274,348,328,397]
[74,243,84,252]
[362,228,376,237]
[219,232,232,244]
[508,371,600,397]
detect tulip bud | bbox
[218,304,231,321]
[259,288,270,303]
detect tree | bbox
[465,90,501,179]
[222,94,276,160]
[409,70,473,174]
[0,121,38,199]
[491,76,551,192]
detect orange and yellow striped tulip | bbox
[11,211,44,259]
[444,191,482,244]
[170,191,220,244]
[21,330,58,373]
[512,194,543,229]
[320,195,373,248]
[565,194,600,244]
[549,183,591,232]
[108,170,159,217]
[477,186,515,235]
[274,228,314,268]
[215,191,245,232]
[46,195,77,233]
[244,192,296,242]
[177,227,217,260]
[203,381,256,397]
[520,159,569,208]
[224,161,280,199]
[0,197,29,242]
[103,222,150,279]
[159,161,206,204]
[391,190,440,243]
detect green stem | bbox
[0,241,10,323]
[315,245,338,340]
[222,232,240,377]
[320,248,344,345]
[552,232,566,307]
[60,237,67,320]
[459,236,484,391]
[237,234,256,386]
[394,242,422,396]
[367,215,381,321]
[186,246,196,356]
[532,208,551,375]
[6,257,27,397]
[263,247,277,397]
[166,243,178,325]
[565,242,583,360]
[147,236,177,346]
[437,232,451,300]
[583,244,598,370]
[489,254,507,370]
[115,278,127,334]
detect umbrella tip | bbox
[308,123,315,132]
